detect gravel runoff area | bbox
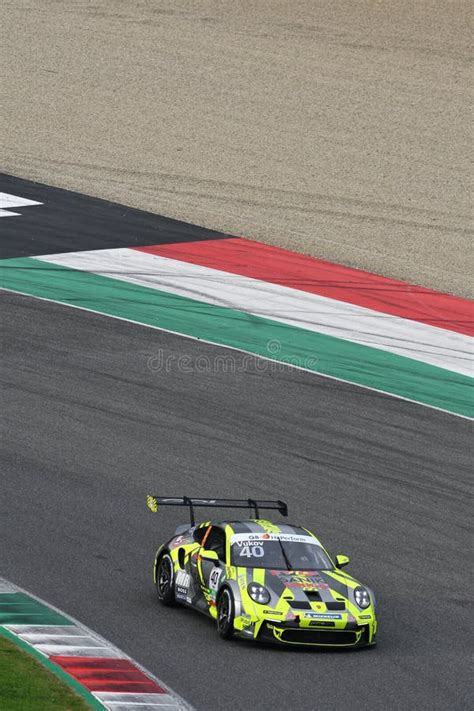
[2,0,472,297]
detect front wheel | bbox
[217,588,235,640]
[156,553,175,606]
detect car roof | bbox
[203,519,311,537]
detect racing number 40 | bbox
[240,545,264,558]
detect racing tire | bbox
[217,588,235,640]
[156,553,175,606]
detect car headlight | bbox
[354,586,371,609]
[247,582,271,605]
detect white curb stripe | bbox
[98,704,184,710]
[99,705,186,710]
[37,248,474,376]
[5,624,91,636]
[5,625,122,656]
[94,692,183,708]
[99,704,184,710]
[12,632,106,645]
[34,644,122,657]
[94,693,179,703]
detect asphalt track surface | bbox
[0,173,231,260]
[2,290,472,710]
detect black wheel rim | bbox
[218,593,230,631]
[158,557,172,596]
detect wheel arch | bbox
[153,545,168,583]
[217,579,243,618]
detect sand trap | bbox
[2,1,472,296]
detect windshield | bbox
[230,533,332,570]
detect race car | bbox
[147,496,377,647]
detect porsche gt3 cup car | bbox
[147,496,377,647]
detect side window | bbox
[193,526,209,545]
[204,527,226,562]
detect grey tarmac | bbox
[1,293,472,710]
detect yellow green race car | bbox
[147,496,377,648]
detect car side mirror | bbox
[335,554,350,569]
[200,550,219,562]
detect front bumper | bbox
[257,620,374,647]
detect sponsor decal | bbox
[240,615,253,628]
[170,534,187,549]
[273,572,329,589]
[231,533,320,545]
[272,569,318,574]
[287,583,329,590]
[234,539,265,548]
[304,612,342,620]
[175,570,190,599]
[263,609,282,615]
[209,567,223,592]
[237,574,247,588]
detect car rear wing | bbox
[146,495,288,525]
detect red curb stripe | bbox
[135,238,473,336]
[50,656,166,694]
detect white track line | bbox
[1,286,471,420]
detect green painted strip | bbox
[0,593,70,626]
[0,257,472,417]
[0,626,104,710]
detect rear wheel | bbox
[156,553,175,606]
[217,588,235,640]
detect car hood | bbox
[257,569,350,606]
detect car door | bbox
[185,525,209,610]
[198,525,227,612]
